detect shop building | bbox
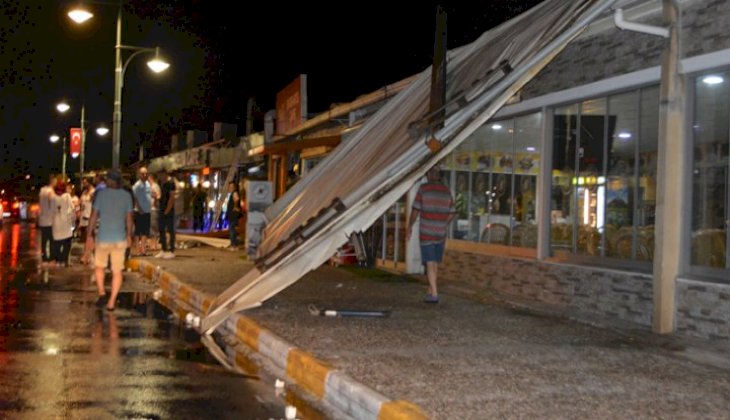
[394,0,730,340]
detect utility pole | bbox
[80,105,85,181]
[246,97,256,136]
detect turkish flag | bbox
[70,128,82,157]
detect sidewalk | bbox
[128,244,730,420]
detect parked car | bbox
[1,197,34,221]
[1,198,18,219]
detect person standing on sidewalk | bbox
[84,170,133,311]
[406,165,456,304]
[225,181,242,250]
[191,183,207,233]
[148,173,161,253]
[132,167,152,256]
[155,170,176,259]
[38,175,57,266]
[51,181,75,267]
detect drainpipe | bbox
[614,8,669,38]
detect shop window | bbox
[691,72,730,274]
[550,87,658,263]
[440,112,541,248]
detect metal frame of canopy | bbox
[199,0,619,369]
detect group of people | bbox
[190,180,245,250]
[37,167,178,311]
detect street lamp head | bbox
[50,135,60,143]
[147,47,170,73]
[56,102,70,113]
[71,152,80,159]
[68,8,93,24]
[96,126,110,136]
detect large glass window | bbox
[550,86,659,263]
[440,112,541,248]
[691,72,730,272]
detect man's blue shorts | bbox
[421,241,445,263]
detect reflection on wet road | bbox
[0,222,286,419]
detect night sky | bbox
[0,0,543,189]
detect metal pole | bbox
[652,0,685,334]
[112,4,123,170]
[62,136,67,181]
[80,105,85,180]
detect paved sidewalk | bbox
[129,244,730,419]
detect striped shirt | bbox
[413,182,456,244]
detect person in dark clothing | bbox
[225,181,242,250]
[155,170,176,259]
[192,184,207,233]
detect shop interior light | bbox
[491,124,503,130]
[208,199,216,209]
[202,180,211,188]
[526,146,537,152]
[702,75,724,85]
[618,132,632,139]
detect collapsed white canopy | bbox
[201,0,618,363]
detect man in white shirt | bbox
[38,175,57,266]
[132,167,152,256]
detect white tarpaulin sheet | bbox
[201,0,617,343]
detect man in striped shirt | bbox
[406,165,456,303]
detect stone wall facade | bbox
[440,249,654,327]
[676,278,730,340]
[522,0,730,101]
[441,248,730,340]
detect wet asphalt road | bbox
[0,222,287,419]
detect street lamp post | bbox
[80,104,85,179]
[69,4,169,171]
[56,100,109,182]
[49,135,67,181]
[56,101,85,179]
[112,5,122,171]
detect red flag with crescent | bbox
[70,128,81,157]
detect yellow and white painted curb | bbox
[127,258,428,420]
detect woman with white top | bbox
[51,181,76,267]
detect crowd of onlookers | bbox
[37,167,179,268]
[36,166,247,310]
[37,167,181,310]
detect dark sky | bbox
[0,0,543,185]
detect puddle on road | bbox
[0,243,325,419]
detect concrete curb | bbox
[127,258,428,420]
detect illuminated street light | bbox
[68,4,170,170]
[56,102,70,113]
[49,135,60,143]
[96,126,109,136]
[147,48,170,73]
[67,8,93,24]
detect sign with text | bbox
[70,127,82,157]
[275,74,307,136]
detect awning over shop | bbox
[247,134,341,157]
[201,0,618,366]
